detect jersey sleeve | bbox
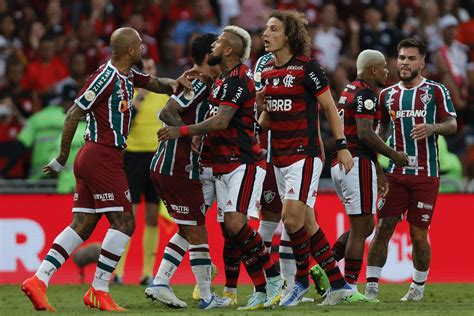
[131,67,151,88]
[379,90,391,125]
[219,76,247,109]
[254,54,272,91]
[75,67,114,111]
[171,79,207,109]
[354,88,377,119]
[303,60,329,96]
[434,83,457,122]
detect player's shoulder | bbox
[255,53,274,70]
[379,82,399,95]
[295,55,312,63]
[424,78,449,92]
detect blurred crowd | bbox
[0,0,473,191]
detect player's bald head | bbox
[356,49,386,75]
[110,27,141,56]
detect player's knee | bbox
[409,226,429,245]
[282,215,299,233]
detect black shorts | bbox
[123,151,160,204]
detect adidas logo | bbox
[226,200,233,206]
[287,188,295,195]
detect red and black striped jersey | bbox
[75,61,151,149]
[333,79,380,163]
[261,55,328,167]
[206,63,265,174]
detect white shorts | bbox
[200,166,216,208]
[215,164,266,223]
[274,157,322,207]
[331,156,377,215]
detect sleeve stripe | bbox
[432,82,457,116]
[172,79,207,108]
[314,85,329,97]
[75,65,115,110]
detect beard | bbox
[398,68,419,83]
[207,53,222,66]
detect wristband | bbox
[335,138,348,151]
[179,125,189,137]
[48,158,64,172]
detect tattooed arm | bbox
[144,77,180,95]
[43,104,86,176]
[144,69,205,95]
[410,116,457,140]
[159,98,186,127]
[158,105,237,141]
[357,117,407,167]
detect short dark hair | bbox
[397,38,426,57]
[191,33,217,65]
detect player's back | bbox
[336,79,380,163]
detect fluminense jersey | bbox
[207,63,265,174]
[380,78,457,177]
[254,53,274,91]
[261,55,328,167]
[150,79,209,180]
[333,79,380,164]
[254,52,274,163]
[75,61,151,148]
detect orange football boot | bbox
[21,275,56,312]
[83,287,126,311]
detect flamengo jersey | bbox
[207,63,265,174]
[75,61,151,148]
[380,78,456,177]
[334,79,380,163]
[150,79,209,180]
[254,52,274,163]
[261,55,328,167]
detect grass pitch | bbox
[2,283,473,315]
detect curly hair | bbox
[268,10,310,56]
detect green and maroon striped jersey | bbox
[75,61,150,148]
[379,78,457,177]
[150,79,209,180]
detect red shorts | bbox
[73,141,132,213]
[377,174,440,229]
[261,163,282,214]
[151,172,206,226]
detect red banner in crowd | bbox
[1,194,473,284]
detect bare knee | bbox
[181,225,207,244]
[70,213,101,240]
[373,217,398,243]
[106,212,136,236]
[410,225,429,245]
[224,212,246,236]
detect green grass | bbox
[2,283,474,315]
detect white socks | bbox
[35,226,83,286]
[92,229,130,292]
[153,233,189,285]
[189,244,212,299]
